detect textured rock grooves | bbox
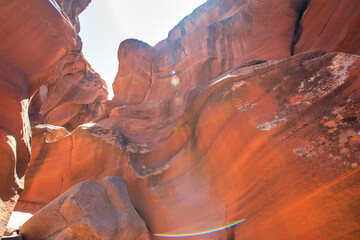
[290,0,309,55]
[1,0,360,239]
[0,0,107,237]
[294,0,360,55]
[18,51,360,239]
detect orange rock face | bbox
[294,0,360,55]
[29,1,107,131]
[19,51,360,239]
[112,0,304,108]
[112,39,156,105]
[0,0,106,236]
[0,0,78,235]
[30,44,108,131]
[3,0,360,239]
[111,0,360,117]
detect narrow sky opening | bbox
[79,0,206,99]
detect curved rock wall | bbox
[29,0,108,131]
[0,0,78,235]
[19,51,360,239]
[31,40,108,131]
[4,0,360,239]
[0,0,106,236]
[294,0,360,55]
[112,0,306,107]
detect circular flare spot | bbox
[171,76,180,87]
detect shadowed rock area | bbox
[1,0,360,239]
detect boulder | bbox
[20,176,150,240]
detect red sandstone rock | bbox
[2,0,360,239]
[20,176,150,240]
[55,0,91,33]
[31,41,108,131]
[0,0,78,236]
[112,0,360,113]
[18,51,360,239]
[0,0,105,236]
[294,0,360,55]
[112,39,156,105]
[29,1,108,131]
[112,0,304,107]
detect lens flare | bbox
[170,71,180,87]
[153,218,246,238]
[171,76,180,87]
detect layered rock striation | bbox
[0,0,106,236]
[20,51,360,239]
[2,0,360,239]
[29,0,108,131]
[0,0,76,235]
[111,0,360,109]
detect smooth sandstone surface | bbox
[31,47,108,131]
[112,0,360,108]
[294,0,360,55]
[1,0,360,239]
[0,0,106,236]
[29,0,108,131]
[0,0,77,236]
[19,51,360,239]
[20,176,150,240]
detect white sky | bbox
[79,0,206,99]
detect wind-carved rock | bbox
[55,0,91,33]
[0,0,106,236]
[0,0,79,235]
[29,0,108,131]
[19,51,360,239]
[294,0,360,55]
[112,39,156,105]
[30,37,108,131]
[20,177,150,240]
[3,0,360,239]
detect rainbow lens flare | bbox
[171,71,180,87]
[153,218,246,238]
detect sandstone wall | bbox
[19,51,360,239]
[4,0,360,239]
[0,0,106,236]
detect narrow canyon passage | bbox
[1,0,360,239]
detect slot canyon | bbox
[0,0,360,239]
